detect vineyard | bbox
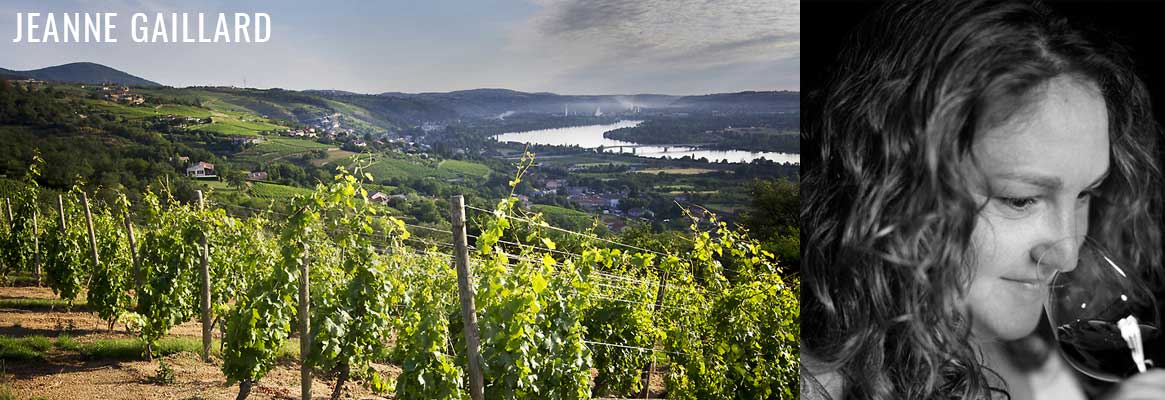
[0,153,799,400]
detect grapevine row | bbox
[0,154,799,399]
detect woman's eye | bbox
[999,197,1038,211]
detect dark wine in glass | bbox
[1055,320,1163,379]
[1045,239,1162,382]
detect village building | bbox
[627,208,655,219]
[11,79,46,91]
[186,161,216,178]
[369,191,407,205]
[232,136,264,145]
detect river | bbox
[492,120,799,164]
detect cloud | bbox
[506,0,799,93]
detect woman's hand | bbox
[1103,370,1165,400]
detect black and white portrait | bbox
[801,0,1165,399]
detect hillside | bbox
[672,91,799,113]
[372,89,795,117]
[3,63,798,137]
[0,62,160,86]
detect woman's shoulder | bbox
[802,352,844,400]
[801,365,836,400]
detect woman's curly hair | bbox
[801,0,1161,398]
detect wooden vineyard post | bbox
[56,195,66,239]
[124,210,140,294]
[2,198,9,273]
[641,272,669,400]
[299,241,312,400]
[33,208,41,286]
[197,190,212,362]
[52,196,66,315]
[81,193,100,290]
[5,197,12,275]
[450,195,484,400]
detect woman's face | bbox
[965,76,1110,340]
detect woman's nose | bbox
[1032,236,1082,276]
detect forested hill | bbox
[671,91,798,113]
[4,63,797,134]
[363,89,795,118]
[0,62,160,86]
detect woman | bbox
[801,0,1165,398]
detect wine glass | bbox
[1044,238,1162,382]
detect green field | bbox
[534,154,643,168]
[153,104,214,118]
[322,99,393,135]
[234,137,334,166]
[83,92,288,137]
[250,182,315,199]
[362,157,455,181]
[87,100,166,119]
[193,118,286,136]
[354,156,494,182]
[310,149,357,167]
[88,102,215,119]
[437,159,491,178]
[260,137,332,151]
[530,204,597,230]
[197,180,239,196]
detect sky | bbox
[1,0,799,95]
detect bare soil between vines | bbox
[0,286,665,399]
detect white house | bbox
[370,191,391,205]
[370,191,406,205]
[233,136,264,145]
[186,161,216,178]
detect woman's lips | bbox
[1001,277,1044,286]
[1000,277,1049,302]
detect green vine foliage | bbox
[476,201,544,398]
[1,154,42,278]
[43,184,88,306]
[392,250,466,400]
[4,150,801,399]
[87,196,133,329]
[208,209,276,320]
[222,187,320,398]
[219,241,299,398]
[580,249,660,397]
[660,213,800,400]
[307,170,399,398]
[136,189,202,352]
[473,188,592,400]
[527,238,592,400]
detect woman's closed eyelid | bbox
[1004,197,1036,207]
[993,196,1040,217]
